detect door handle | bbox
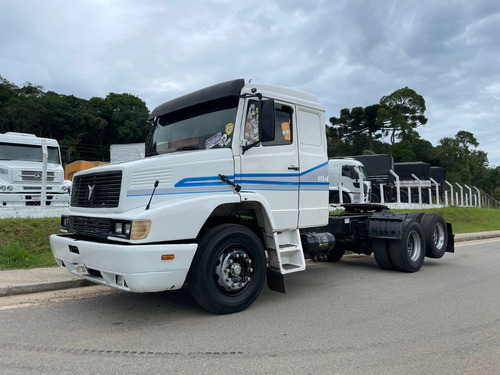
[288,166,300,171]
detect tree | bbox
[377,87,428,144]
[435,131,488,184]
[329,104,381,153]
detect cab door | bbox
[238,100,299,230]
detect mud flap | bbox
[267,267,286,294]
[446,222,455,253]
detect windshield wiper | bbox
[176,146,200,151]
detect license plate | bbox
[31,195,41,201]
[73,263,90,276]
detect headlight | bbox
[7,185,13,191]
[61,215,69,232]
[109,220,151,240]
[130,220,151,240]
[0,185,5,191]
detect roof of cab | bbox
[0,132,60,147]
[149,79,323,120]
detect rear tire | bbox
[389,219,426,272]
[373,239,394,270]
[188,224,266,314]
[327,248,345,262]
[420,213,448,258]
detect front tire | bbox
[188,224,266,314]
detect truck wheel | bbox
[406,212,424,222]
[342,192,351,204]
[389,219,426,272]
[400,190,409,203]
[420,213,448,258]
[327,248,345,262]
[188,224,266,314]
[370,192,380,203]
[372,239,394,270]
[329,191,339,204]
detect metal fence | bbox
[330,169,500,209]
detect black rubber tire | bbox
[342,192,351,204]
[370,192,380,203]
[373,239,395,270]
[400,190,409,203]
[406,212,424,222]
[327,248,345,262]
[329,191,339,204]
[188,224,266,314]
[389,219,426,273]
[420,213,448,259]
[329,191,351,204]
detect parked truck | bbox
[328,158,371,204]
[50,80,454,314]
[0,132,70,207]
[353,154,441,204]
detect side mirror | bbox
[259,99,275,143]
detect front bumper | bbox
[50,234,198,293]
[0,192,70,207]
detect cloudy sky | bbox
[1,0,499,165]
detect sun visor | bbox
[149,79,245,120]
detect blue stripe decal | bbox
[127,163,329,197]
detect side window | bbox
[342,166,356,179]
[263,104,293,146]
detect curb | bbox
[454,232,500,243]
[0,278,95,297]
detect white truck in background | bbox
[0,132,70,207]
[50,80,454,314]
[328,158,371,204]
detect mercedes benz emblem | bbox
[34,172,42,180]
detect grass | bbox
[0,217,61,270]
[1,207,500,270]
[391,207,500,234]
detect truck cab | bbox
[328,158,371,204]
[0,132,70,207]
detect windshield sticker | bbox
[225,123,234,135]
[206,132,223,149]
[245,103,259,143]
[220,133,232,147]
[281,121,291,141]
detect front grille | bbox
[67,216,111,239]
[21,171,55,182]
[71,171,122,208]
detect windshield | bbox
[0,143,61,164]
[359,166,369,180]
[147,98,238,156]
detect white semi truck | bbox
[0,132,70,207]
[50,80,454,314]
[328,158,371,204]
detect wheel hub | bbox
[407,230,422,261]
[215,248,253,292]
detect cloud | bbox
[1,0,499,165]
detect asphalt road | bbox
[0,239,499,374]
